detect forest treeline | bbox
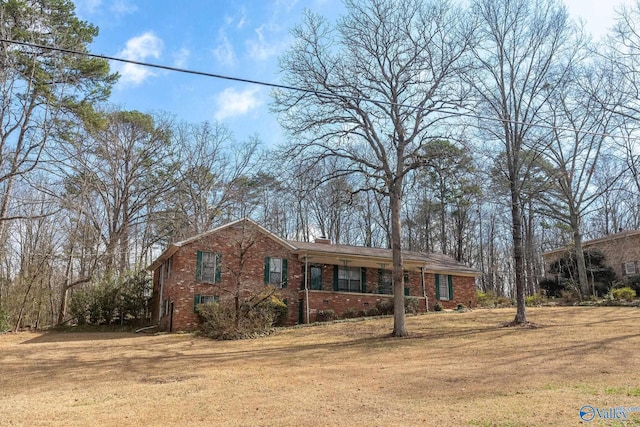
[2,0,640,331]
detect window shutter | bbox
[282,258,288,288]
[333,265,339,291]
[264,257,270,284]
[404,287,410,296]
[194,294,201,312]
[448,275,454,300]
[215,253,222,283]
[196,251,203,281]
[435,274,440,300]
[361,268,367,293]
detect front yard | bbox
[1,307,639,426]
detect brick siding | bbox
[151,221,478,331]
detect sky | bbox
[73,0,631,147]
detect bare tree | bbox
[469,0,578,324]
[274,0,473,336]
[537,62,618,297]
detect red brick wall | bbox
[152,222,478,331]
[423,273,477,310]
[155,222,302,331]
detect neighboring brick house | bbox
[148,218,481,332]
[542,230,640,281]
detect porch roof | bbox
[288,241,481,277]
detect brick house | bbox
[542,230,640,281]
[148,218,480,332]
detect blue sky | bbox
[73,0,628,147]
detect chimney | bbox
[314,236,331,245]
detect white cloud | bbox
[116,32,164,85]
[74,0,102,16]
[213,31,236,67]
[214,87,262,121]
[246,24,286,62]
[173,48,190,69]
[110,0,138,15]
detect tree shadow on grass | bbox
[20,331,145,344]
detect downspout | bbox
[421,266,428,312]
[158,267,164,322]
[304,254,310,324]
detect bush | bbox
[538,278,562,298]
[366,307,380,317]
[0,307,9,332]
[434,302,443,312]
[257,296,288,326]
[404,297,419,314]
[198,300,277,340]
[456,303,466,312]
[611,286,637,302]
[476,290,495,308]
[376,299,394,315]
[625,275,640,295]
[316,309,335,322]
[68,270,151,326]
[495,296,513,308]
[342,307,360,319]
[525,294,544,307]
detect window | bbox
[163,298,170,317]
[436,274,453,301]
[310,265,323,290]
[196,251,221,283]
[624,262,637,276]
[378,269,392,294]
[165,256,173,279]
[336,266,363,292]
[193,294,219,312]
[265,257,288,287]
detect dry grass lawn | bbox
[2,307,640,426]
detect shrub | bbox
[625,274,640,295]
[342,307,360,319]
[376,299,394,315]
[366,307,380,317]
[316,309,335,322]
[0,307,9,333]
[257,296,288,326]
[456,303,466,312]
[434,302,443,312]
[611,286,637,302]
[476,290,495,308]
[197,302,237,339]
[525,294,544,307]
[404,297,419,314]
[538,278,562,298]
[68,270,151,326]
[198,300,277,340]
[495,296,513,308]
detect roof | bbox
[542,229,640,258]
[288,241,480,276]
[147,218,481,277]
[147,218,294,271]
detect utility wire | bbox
[0,37,624,142]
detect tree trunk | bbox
[390,184,407,337]
[511,189,527,324]
[572,226,589,298]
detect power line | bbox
[0,37,626,142]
